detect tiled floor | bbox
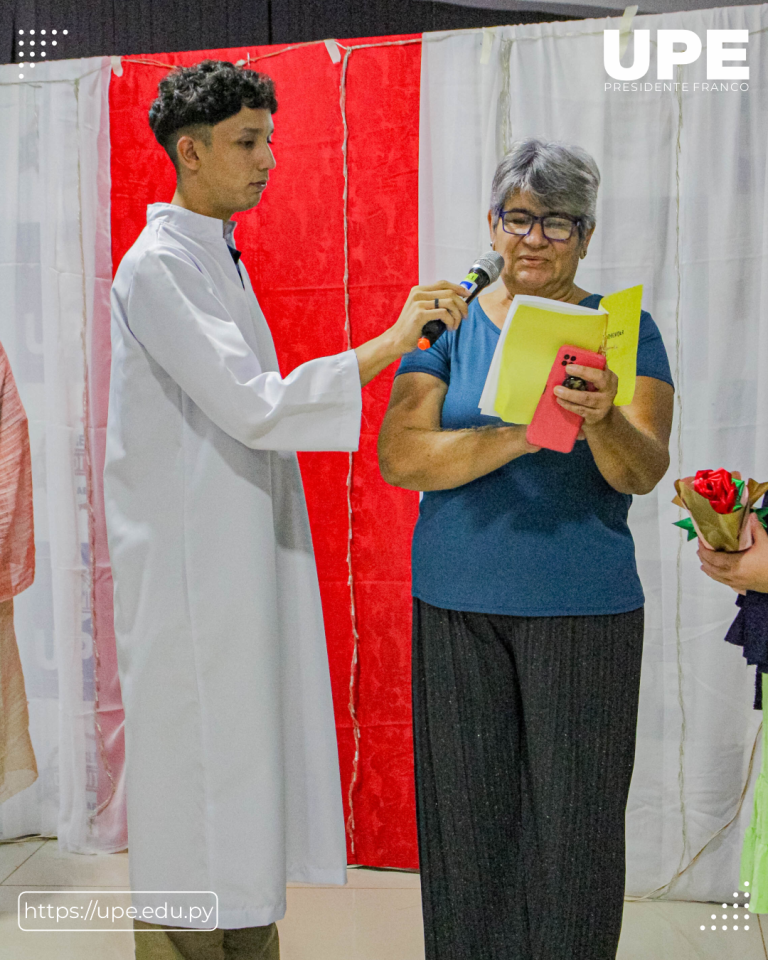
[0,838,765,959]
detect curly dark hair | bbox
[149,60,278,164]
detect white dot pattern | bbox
[15,26,67,59]
[701,893,752,934]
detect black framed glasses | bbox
[498,208,582,242]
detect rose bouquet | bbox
[673,469,768,552]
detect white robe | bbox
[104,203,362,929]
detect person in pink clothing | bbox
[0,341,36,804]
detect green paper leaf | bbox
[731,478,746,511]
[754,505,768,530]
[673,518,698,541]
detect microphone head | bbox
[473,250,504,283]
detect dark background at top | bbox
[1,0,573,65]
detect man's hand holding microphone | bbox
[354,281,470,387]
[354,251,504,386]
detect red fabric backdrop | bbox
[108,37,422,867]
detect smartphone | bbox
[526,346,606,453]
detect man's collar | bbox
[147,203,238,245]
[223,219,238,247]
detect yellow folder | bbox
[478,285,643,424]
[600,285,643,407]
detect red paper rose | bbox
[692,469,737,514]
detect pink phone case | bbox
[526,346,606,454]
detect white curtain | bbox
[0,57,122,852]
[420,4,768,902]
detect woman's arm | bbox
[378,372,538,491]
[555,365,674,495]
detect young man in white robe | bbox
[104,61,468,960]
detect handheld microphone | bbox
[417,250,505,350]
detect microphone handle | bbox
[417,279,485,350]
[418,319,446,349]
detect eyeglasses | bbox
[498,209,582,242]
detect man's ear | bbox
[175,134,203,173]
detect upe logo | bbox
[604,29,749,81]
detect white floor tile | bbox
[7,840,130,888]
[347,868,420,890]
[352,888,425,960]
[279,887,356,960]
[280,883,424,960]
[0,839,46,884]
[0,886,134,960]
[2,855,765,960]
[287,867,420,890]
[618,900,767,960]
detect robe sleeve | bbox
[124,247,362,452]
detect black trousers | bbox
[411,600,645,960]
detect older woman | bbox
[378,139,674,960]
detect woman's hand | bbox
[697,514,768,594]
[562,376,673,496]
[553,363,619,428]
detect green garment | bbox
[741,672,768,911]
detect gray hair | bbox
[490,138,601,236]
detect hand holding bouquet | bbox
[673,469,768,552]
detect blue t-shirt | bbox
[396,295,674,616]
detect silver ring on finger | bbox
[434,298,439,310]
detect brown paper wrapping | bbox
[672,475,768,552]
